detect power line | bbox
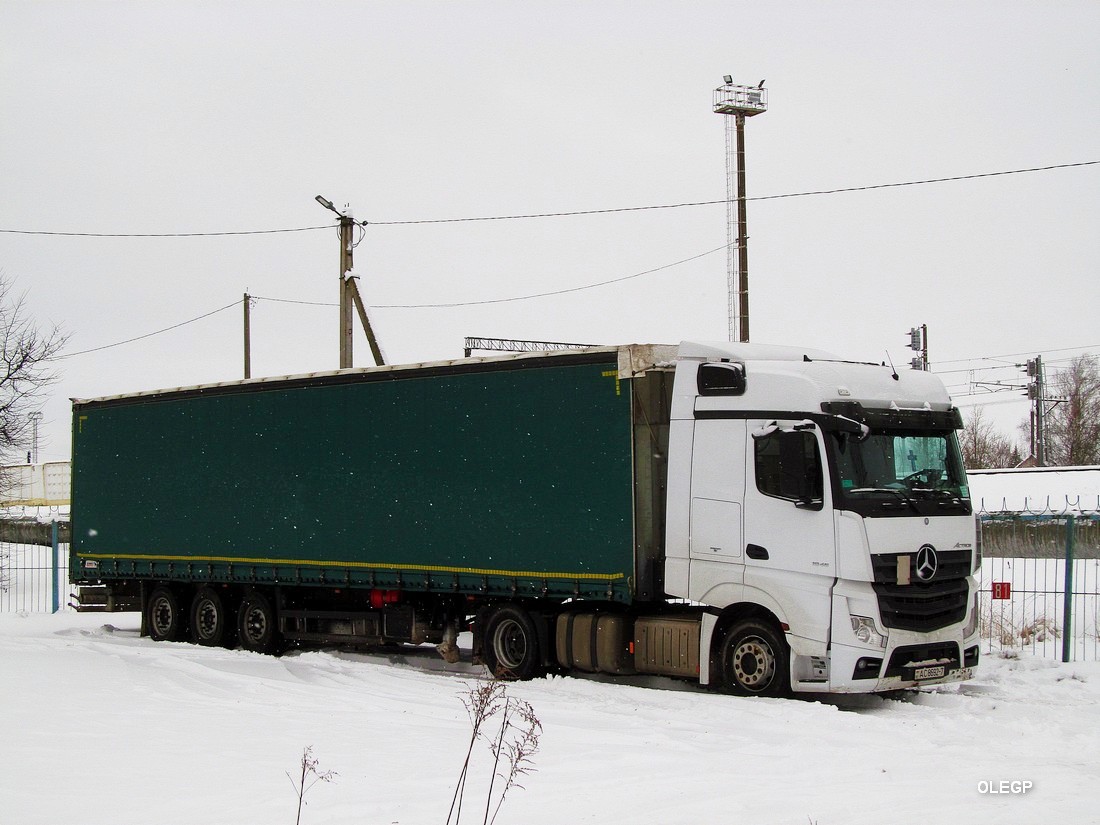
[952,395,1031,407]
[52,299,242,358]
[53,241,728,359]
[934,352,1095,377]
[0,225,333,238]
[376,244,729,308]
[933,343,1100,370]
[4,161,1094,237]
[367,161,1099,226]
[253,294,336,308]
[252,243,730,310]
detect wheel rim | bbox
[491,618,528,670]
[242,604,268,644]
[731,635,776,690]
[195,598,218,640]
[151,596,174,637]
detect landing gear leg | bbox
[436,618,461,664]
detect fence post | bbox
[51,519,60,614]
[1061,514,1075,663]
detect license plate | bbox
[914,665,946,680]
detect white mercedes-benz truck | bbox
[668,342,979,694]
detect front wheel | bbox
[482,605,543,680]
[719,619,791,697]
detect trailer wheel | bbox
[482,605,542,680]
[237,590,280,655]
[147,586,186,642]
[718,619,791,698]
[190,586,233,647]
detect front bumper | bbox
[823,637,979,693]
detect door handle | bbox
[746,544,769,560]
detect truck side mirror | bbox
[698,362,746,396]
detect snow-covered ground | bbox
[2,611,1097,825]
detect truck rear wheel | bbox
[237,590,280,655]
[719,619,791,697]
[190,586,233,647]
[482,605,542,680]
[147,586,186,642]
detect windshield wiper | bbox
[847,487,920,511]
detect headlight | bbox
[850,615,887,649]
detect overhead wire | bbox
[374,244,729,308]
[23,159,1100,356]
[933,342,1100,367]
[3,160,1095,237]
[0,225,334,238]
[51,241,730,357]
[366,161,1099,226]
[51,299,242,359]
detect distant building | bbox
[1,461,71,508]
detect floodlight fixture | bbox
[723,74,733,85]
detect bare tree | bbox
[961,406,1018,469]
[1043,354,1100,466]
[0,274,66,471]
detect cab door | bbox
[740,419,836,645]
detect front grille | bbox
[871,549,970,632]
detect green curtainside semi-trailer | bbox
[71,346,675,681]
[72,341,981,696]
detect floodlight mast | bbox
[714,77,767,342]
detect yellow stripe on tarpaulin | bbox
[77,553,626,581]
[601,369,621,396]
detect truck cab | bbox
[663,342,980,694]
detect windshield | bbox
[827,428,971,516]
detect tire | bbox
[147,586,186,642]
[190,586,234,647]
[482,604,542,680]
[718,619,791,697]
[237,590,280,655]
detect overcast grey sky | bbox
[2,0,1097,462]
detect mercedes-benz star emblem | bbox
[915,544,938,581]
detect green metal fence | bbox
[979,512,1099,662]
[0,521,68,614]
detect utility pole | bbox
[338,212,355,368]
[243,292,252,379]
[315,196,385,369]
